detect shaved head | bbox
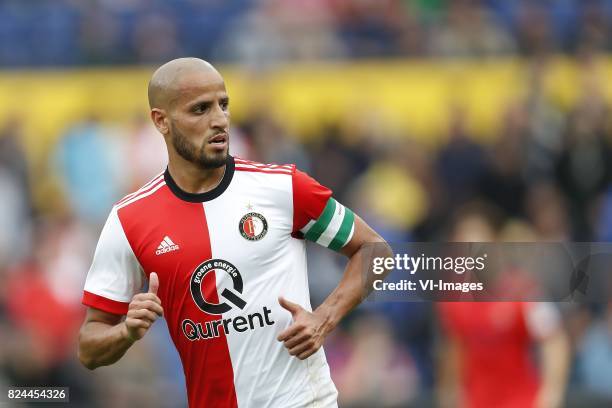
[148,57,230,172]
[148,58,222,110]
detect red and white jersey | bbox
[82,156,355,408]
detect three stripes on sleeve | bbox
[300,198,355,251]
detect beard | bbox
[170,123,228,169]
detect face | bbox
[156,70,230,169]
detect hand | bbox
[276,297,330,360]
[123,272,164,342]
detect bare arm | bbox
[78,307,135,370]
[315,214,392,330]
[435,335,462,408]
[78,272,163,370]
[277,215,392,359]
[536,329,570,408]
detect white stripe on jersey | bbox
[117,173,164,204]
[117,181,166,210]
[235,163,292,174]
[234,159,293,170]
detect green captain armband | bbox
[300,198,355,251]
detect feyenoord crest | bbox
[239,212,268,241]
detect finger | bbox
[278,297,302,316]
[297,349,316,360]
[288,341,315,357]
[128,309,159,323]
[148,272,159,295]
[131,292,162,305]
[283,332,311,349]
[131,300,164,316]
[277,323,302,342]
[126,318,151,330]
[142,300,164,316]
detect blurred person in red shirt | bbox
[436,203,570,408]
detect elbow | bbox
[77,348,98,370]
[382,240,393,258]
[372,234,393,258]
[77,333,100,370]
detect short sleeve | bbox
[82,207,144,315]
[523,302,562,340]
[292,168,355,251]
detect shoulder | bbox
[233,157,295,176]
[114,171,167,210]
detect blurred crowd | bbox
[0,68,611,405]
[2,0,612,66]
[1,0,612,407]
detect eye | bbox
[220,100,229,111]
[193,103,209,114]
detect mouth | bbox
[208,133,228,149]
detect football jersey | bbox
[437,302,561,408]
[82,156,355,408]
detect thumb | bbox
[148,272,159,295]
[278,296,301,316]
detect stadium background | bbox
[1,0,612,406]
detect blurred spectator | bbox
[436,203,570,408]
[516,2,555,57]
[429,0,516,58]
[309,126,371,203]
[523,63,565,181]
[123,115,167,191]
[242,113,311,170]
[132,11,182,63]
[0,117,33,264]
[555,90,612,239]
[576,303,612,403]
[478,105,529,217]
[220,0,346,67]
[330,313,419,407]
[79,3,122,64]
[525,182,571,241]
[334,0,412,58]
[1,219,94,405]
[436,105,487,212]
[53,117,127,224]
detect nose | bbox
[210,102,229,129]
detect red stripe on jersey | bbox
[292,168,332,234]
[234,158,293,170]
[115,176,165,206]
[235,166,293,175]
[117,187,238,408]
[82,291,129,315]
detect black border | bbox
[164,155,235,203]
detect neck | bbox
[167,157,226,195]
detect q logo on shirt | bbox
[189,259,246,314]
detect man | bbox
[78,58,390,407]
[436,204,569,408]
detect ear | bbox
[151,108,169,134]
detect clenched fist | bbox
[123,272,164,342]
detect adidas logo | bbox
[156,236,180,255]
